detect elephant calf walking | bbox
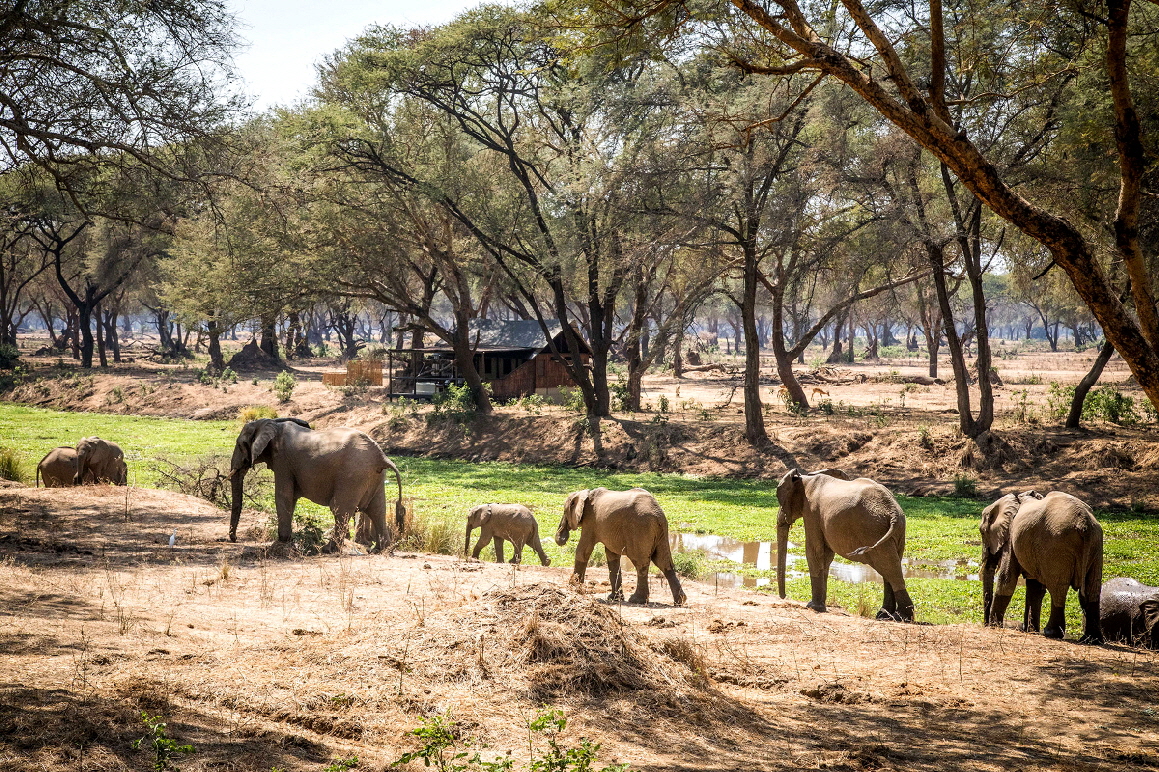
[464,504,551,565]
[555,487,686,606]
[981,491,1103,644]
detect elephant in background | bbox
[776,469,913,621]
[1099,578,1159,649]
[465,504,551,565]
[980,491,1103,643]
[37,447,78,487]
[228,418,404,552]
[555,487,686,606]
[74,437,127,485]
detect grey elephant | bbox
[980,491,1103,643]
[1099,578,1159,649]
[465,504,551,565]
[228,418,404,552]
[776,469,913,621]
[554,487,686,606]
[74,437,127,485]
[37,446,78,487]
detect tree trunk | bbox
[742,246,768,444]
[259,314,279,360]
[1066,340,1116,429]
[827,309,846,364]
[77,303,94,368]
[207,319,225,373]
[928,241,978,437]
[673,324,685,378]
[95,301,107,368]
[103,307,121,363]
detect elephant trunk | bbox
[465,523,474,556]
[776,523,790,599]
[981,555,995,624]
[554,516,570,547]
[229,467,246,542]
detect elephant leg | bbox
[663,569,687,606]
[606,552,624,601]
[989,593,1014,628]
[492,537,505,564]
[805,545,834,613]
[1043,586,1068,639]
[990,558,1023,627]
[1022,579,1047,632]
[627,561,651,605]
[509,538,525,565]
[470,526,491,560]
[870,548,913,622]
[570,529,598,587]
[274,479,297,543]
[325,508,355,553]
[1078,593,1103,645]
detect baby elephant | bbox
[1100,577,1159,649]
[465,504,551,566]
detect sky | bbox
[227,0,484,111]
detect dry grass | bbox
[2,485,1159,772]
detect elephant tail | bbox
[849,501,904,559]
[1075,520,1104,604]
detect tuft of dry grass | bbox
[0,446,27,483]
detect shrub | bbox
[0,343,19,369]
[153,454,268,510]
[560,386,586,414]
[221,367,238,384]
[237,405,278,423]
[610,378,631,412]
[384,396,420,430]
[671,549,706,579]
[517,393,549,414]
[273,371,296,403]
[429,382,476,422]
[953,474,978,498]
[131,712,194,772]
[1084,386,1138,425]
[1046,382,1075,421]
[0,447,26,483]
[289,511,327,555]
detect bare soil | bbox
[7,346,1159,509]
[1,486,1157,771]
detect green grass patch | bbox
[4,403,1157,634]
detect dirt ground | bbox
[7,343,1157,509]
[1,485,1157,771]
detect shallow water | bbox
[671,532,978,590]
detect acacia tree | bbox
[320,9,685,417]
[575,0,1159,413]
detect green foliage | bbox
[560,386,586,414]
[221,367,238,384]
[816,398,834,415]
[131,713,194,772]
[0,343,20,369]
[314,342,332,358]
[671,549,705,579]
[0,446,26,482]
[917,424,933,450]
[238,405,279,423]
[1084,386,1138,425]
[878,345,909,359]
[1046,381,1075,420]
[288,511,327,555]
[1011,388,1035,423]
[953,474,978,498]
[656,394,669,414]
[272,371,296,403]
[390,710,630,772]
[430,383,477,422]
[324,757,360,772]
[385,396,421,429]
[609,378,631,412]
[517,393,549,414]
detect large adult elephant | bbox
[228,418,404,552]
[1100,578,1159,649]
[37,446,78,487]
[74,437,127,485]
[775,469,913,621]
[554,487,686,606]
[980,491,1103,643]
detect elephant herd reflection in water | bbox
[36,419,1159,649]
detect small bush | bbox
[384,396,421,430]
[671,549,706,579]
[0,343,20,369]
[131,712,194,772]
[154,454,269,510]
[238,405,278,423]
[1046,382,1075,421]
[953,474,978,498]
[289,511,327,555]
[429,382,476,423]
[221,367,238,384]
[0,447,27,483]
[560,386,586,414]
[657,394,670,414]
[1084,386,1138,425]
[610,378,631,412]
[517,393,549,414]
[273,371,296,403]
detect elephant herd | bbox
[775,468,1157,648]
[36,437,127,487]
[32,419,1157,649]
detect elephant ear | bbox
[479,505,493,526]
[1141,595,1159,638]
[566,490,590,530]
[249,421,279,466]
[980,495,1017,557]
[1018,490,1044,502]
[776,470,804,525]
